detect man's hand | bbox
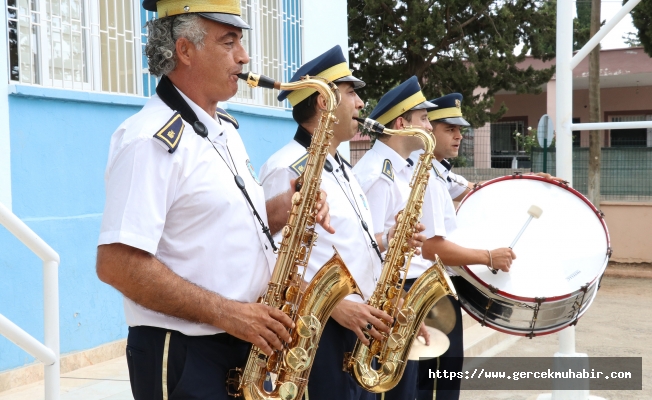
[266,179,335,235]
[528,172,567,184]
[96,244,295,356]
[384,221,427,255]
[220,302,295,356]
[417,322,430,346]
[331,300,394,345]
[488,248,517,272]
[291,178,334,234]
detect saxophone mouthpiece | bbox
[354,117,386,135]
[237,72,280,90]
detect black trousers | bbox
[126,326,251,400]
[417,296,464,400]
[307,318,376,400]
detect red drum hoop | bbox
[449,174,611,337]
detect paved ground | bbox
[459,274,651,400]
[0,273,649,400]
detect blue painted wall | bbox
[0,92,296,372]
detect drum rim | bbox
[456,174,611,303]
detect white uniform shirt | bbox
[259,130,381,303]
[447,170,469,200]
[98,90,275,336]
[353,141,434,279]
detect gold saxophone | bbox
[228,72,362,400]
[345,118,457,393]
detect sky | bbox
[585,1,637,50]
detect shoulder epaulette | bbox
[153,112,184,153]
[216,107,239,129]
[290,153,309,175]
[381,159,394,181]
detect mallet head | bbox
[528,205,543,219]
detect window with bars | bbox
[7,0,139,94]
[7,0,302,106]
[140,0,303,109]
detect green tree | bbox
[347,0,556,127]
[575,1,592,50]
[625,0,652,56]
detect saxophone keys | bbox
[291,191,302,205]
[382,361,397,375]
[285,347,311,371]
[296,314,321,338]
[396,307,415,325]
[357,362,380,387]
[387,332,406,350]
[282,225,293,238]
[279,381,299,400]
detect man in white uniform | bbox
[94,2,332,398]
[260,46,426,400]
[416,93,516,400]
[353,76,438,400]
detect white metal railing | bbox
[0,202,60,400]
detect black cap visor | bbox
[199,12,250,29]
[411,99,438,112]
[334,75,366,90]
[437,116,471,127]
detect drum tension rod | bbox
[487,284,499,294]
[512,171,523,177]
[481,299,494,327]
[526,297,546,339]
[607,247,613,257]
[571,283,590,326]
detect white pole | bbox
[570,0,643,70]
[573,121,652,131]
[43,260,60,400]
[555,0,573,186]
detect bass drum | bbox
[448,175,611,337]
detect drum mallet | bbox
[510,205,543,249]
[489,205,543,274]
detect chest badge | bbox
[246,159,262,185]
[359,194,369,210]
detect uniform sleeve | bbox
[363,179,393,235]
[260,166,295,202]
[447,171,469,199]
[98,136,180,254]
[421,177,448,239]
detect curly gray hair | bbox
[145,14,207,77]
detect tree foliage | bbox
[348,0,556,127]
[625,0,652,56]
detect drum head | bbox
[449,176,609,301]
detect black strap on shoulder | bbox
[156,75,208,138]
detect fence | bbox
[531,147,652,202]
